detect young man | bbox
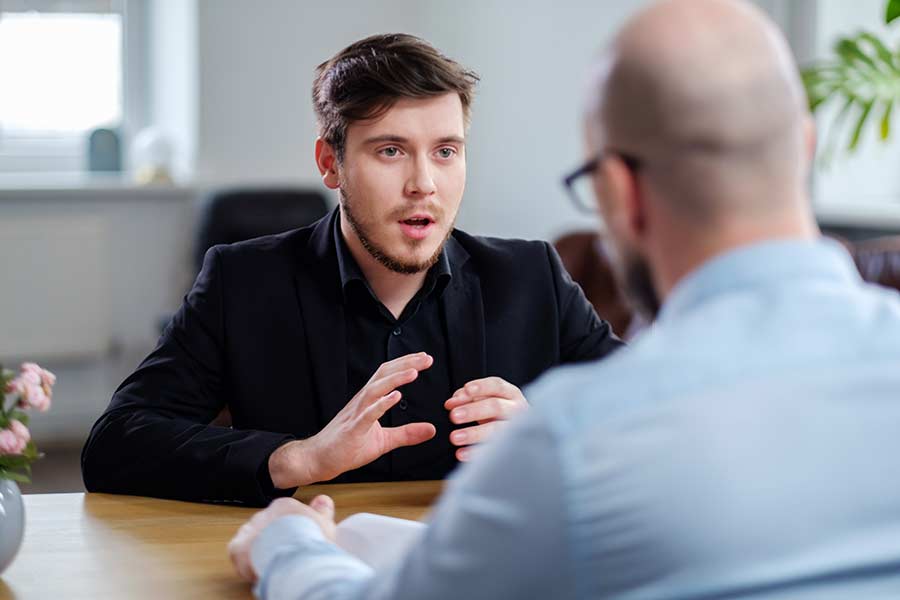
[228,1,900,598]
[81,34,622,506]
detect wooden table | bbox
[0,481,443,599]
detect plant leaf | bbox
[881,100,894,139]
[836,37,879,73]
[0,469,31,483]
[0,454,32,469]
[801,65,843,111]
[887,0,900,24]
[821,95,859,165]
[858,32,899,72]
[9,410,29,426]
[850,98,876,149]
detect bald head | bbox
[588,0,810,221]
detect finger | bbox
[447,384,468,399]
[449,421,501,446]
[359,370,419,408]
[445,378,520,410]
[462,376,519,400]
[369,352,433,382]
[444,394,472,410]
[456,446,478,462]
[269,497,304,513]
[228,533,255,582]
[449,397,514,424]
[309,495,335,521]
[383,422,436,451]
[359,390,402,424]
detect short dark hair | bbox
[312,33,479,161]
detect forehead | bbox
[346,93,466,144]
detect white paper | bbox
[335,512,427,570]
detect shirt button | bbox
[392,327,402,336]
[398,399,408,410]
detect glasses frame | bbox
[562,151,643,214]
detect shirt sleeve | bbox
[250,410,573,600]
[81,245,298,506]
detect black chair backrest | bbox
[194,187,329,271]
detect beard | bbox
[603,237,661,321]
[340,186,454,275]
[622,252,661,321]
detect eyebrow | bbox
[362,134,466,146]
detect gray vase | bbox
[0,480,24,574]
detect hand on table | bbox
[228,495,336,583]
[445,376,528,462]
[268,353,437,488]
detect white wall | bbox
[189,0,792,241]
[0,186,194,441]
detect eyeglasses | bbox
[562,151,643,214]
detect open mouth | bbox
[398,215,436,240]
[401,217,433,228]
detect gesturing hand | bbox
[269,353,437,488]
[444,376,528,462]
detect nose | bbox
[404,155,437,198]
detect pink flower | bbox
[12,363,54,412]
[0,428,26,456]
[8,419,30,444]
[22,362,56,389]
[4,378,22,395]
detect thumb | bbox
[383,422,436,452]
[309,494,335,521]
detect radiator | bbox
[0,214,111,362]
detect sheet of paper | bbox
[335,513,426,570]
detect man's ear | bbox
[601,156,646,243]
[315,138,340,190]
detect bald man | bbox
[228,1,900,597]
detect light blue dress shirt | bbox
[251,238,900,599]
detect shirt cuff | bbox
[251,515,374,599]
[251,515,327,575]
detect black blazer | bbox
[82,210,622,506]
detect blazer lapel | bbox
[442,238,487,391]
[294,209,348,425]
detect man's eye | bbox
[437,147,456,159]
[380,147,401,157]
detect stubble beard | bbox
[340,187,455,275]
[603,236,661,321]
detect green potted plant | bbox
[802,0,900,160]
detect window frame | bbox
[0,0,146,176]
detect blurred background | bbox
[1,0,898,493]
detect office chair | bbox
[193,187,330,272]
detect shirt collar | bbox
[333,211,453,303]
[658,237,862,325]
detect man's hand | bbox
[444,376,528,461]
[269,353,437,488]
[228,495,336,583]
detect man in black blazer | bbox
[81,34,622,506]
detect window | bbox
[0,0,127,174]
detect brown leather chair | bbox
[852,236,900,290]
[554,232,636,338]
[555,230,900,340]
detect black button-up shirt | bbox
[334,217,458,481]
